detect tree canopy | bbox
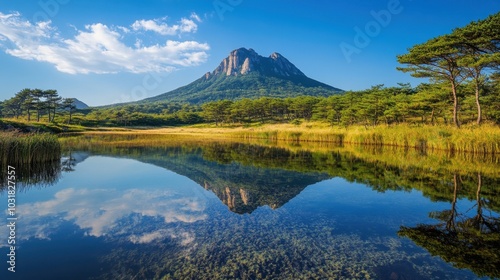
[397,12,500,126]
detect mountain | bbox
[140,48,343,104]
[70,98,90,109]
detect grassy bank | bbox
[226,123,500,154]
[79,122,500,154]
[0,131,61,165]
[8,115,499,154]
[0,118,138,133]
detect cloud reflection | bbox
[15,187,208,241]
[129,229,195,245]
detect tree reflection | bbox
[399,173,500,278]
[61,151,78,172]
[58,138,500,215]
[0,150,87,191]
[0,159,62,191]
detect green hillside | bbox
[140,72,341,104]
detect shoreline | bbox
[2,118,499,154]
[62,122,500,155]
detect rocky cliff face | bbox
[206,48,305,79]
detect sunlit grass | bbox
[1,118,91,133]
[73,122,500,154]
[0,131,61,165]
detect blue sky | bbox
[0,0,499,106]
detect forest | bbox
[3,80,499,128]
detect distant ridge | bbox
[68,98,90,110]
[138,47,343,104]
[70,98,90,109]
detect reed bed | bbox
[0,131,61,165]
[228,123,500,154]
[65,122,500,154]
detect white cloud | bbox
[131,13,201,35]
[0,12,209,74]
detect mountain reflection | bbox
[62,141,500,215]
[65,143,333,214]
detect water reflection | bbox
[62,144,332,214]
[399,173,500,279]
[66,142,500,215]
[0,135,62,190]
[0,158,61,190]
[1,139,499,279]
[4,156,211,242]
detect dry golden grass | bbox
[63,121,500,154]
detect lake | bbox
[1,137,499,279]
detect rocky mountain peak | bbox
[270,52,281,59]
[209,48,305,79]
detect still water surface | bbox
[1,142,499,279]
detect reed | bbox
[0,131,61,166]
[228,123,500,154]
[61,122,500,154]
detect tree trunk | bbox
[451,81,460,128]
[475,81,482,125]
